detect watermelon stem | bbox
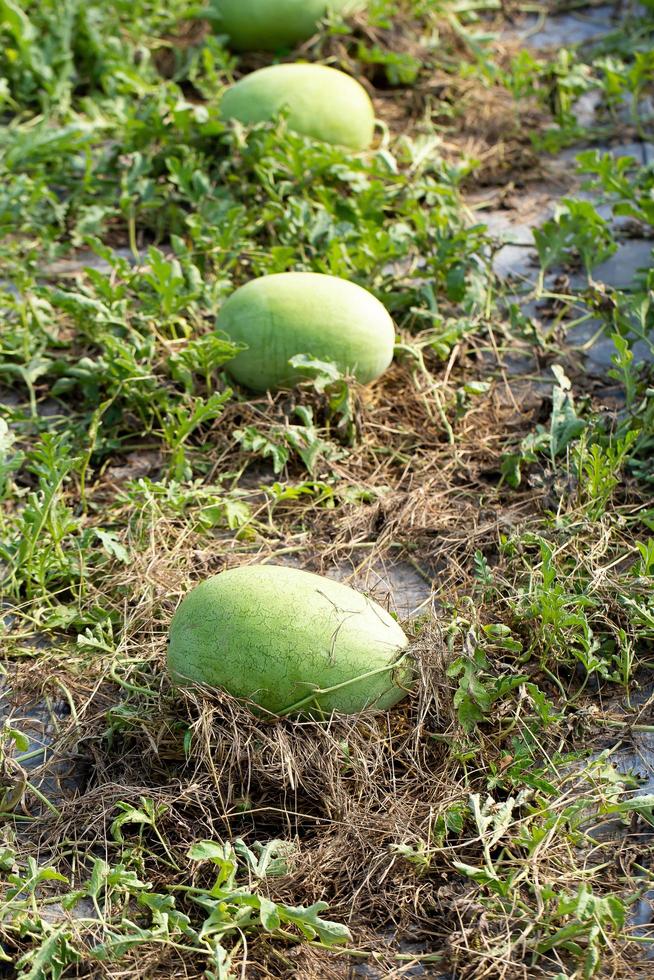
[275,650,414,718]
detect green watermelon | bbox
[214,0,364,51]
[168,564,413,717]
[216,272,395,392]
[220,63,375,150]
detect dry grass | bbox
[4,342,638,976]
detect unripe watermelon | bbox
[167,564,413,717]
[214,0,364,51]
[220,64,375,150]
[216,272,395,392]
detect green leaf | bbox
[453,861,501,887]
[233,838,295,879]
[4,725,30,753]
[188,840,238,890]
[601,793,654,826]
[500,452,522,488]
[234,427,289,474]
[15,925,80,980]
[188,840,229,863]
[93,529,129,563]
[110,798,164,842]
[276,900,352,945]
[258,896,281,931]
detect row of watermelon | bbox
[167,1,412,720]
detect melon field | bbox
[2,1,654,977]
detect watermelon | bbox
[167,564,413,717]
[214,0,364,51]
[220,63,375,150]
[216,272,395,391]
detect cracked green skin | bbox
[217,272,395,392]
[214,0,365,52]
[220,64,375,150]
[167,564,412,717]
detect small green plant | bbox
[0,830,350,978]
[289,356,357,442]
[501,366,586,487]
[533,199,617,288]
[0,432,81,596]
[161,392,231,481]
[446,619,528,731]
[355,42,422,86]
[235,405,344,476]
[572,430,638,520]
